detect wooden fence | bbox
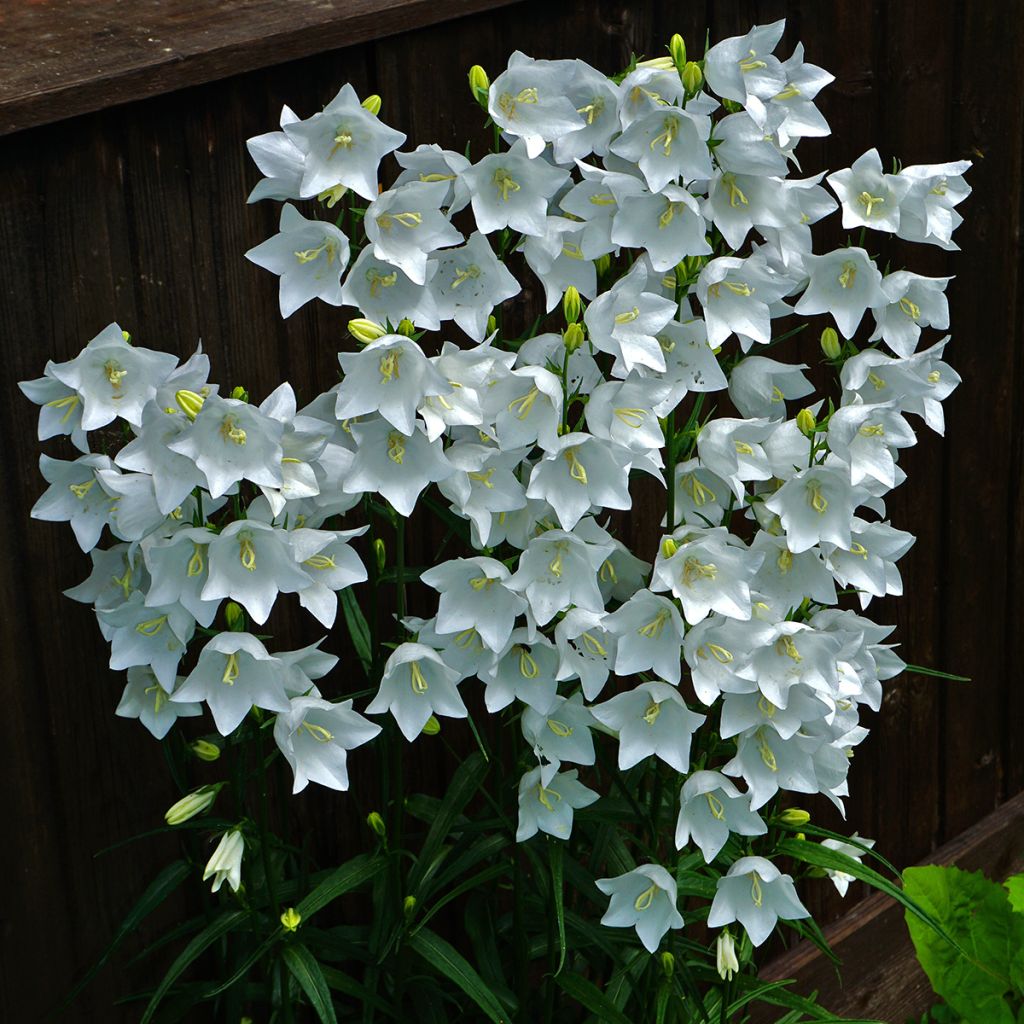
[0,0,1020,1018]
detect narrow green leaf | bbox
[555,971,634,1024]
[320,966,399,1018]
[904,663,970,682]
[297,854,389,920]
[339,587,372,676]
[550,841,567,975]
[140,910,248,1023]
[282,942,338,1024]
[410,862,507,935]
[408,927,512,1023]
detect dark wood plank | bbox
[0,0,520,136]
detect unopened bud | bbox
[397,318,416,337]
[820,326,841,360]
[367,811,387,838]
[191,739,221,762]
[486,314,498,337]
[373,537,386,573]
[225,601,246,632]
[175,389,205,421]
[637,55,674,71]
[796,408,817,437]
[660,537,678,559]
[361,94,382,116]
[468,65,490,106]
[122,330,132,342]
[422,715,441,736]
[165,786,217,825]
[403,895,417,917]
[778,807,811,826]
[716,931,739,981]
[349,318,387,344]
[682,61,703,96]
[660,950,675,978]
[594,253,611,278]
[795,832,807,842]
[563,322,585,354]
[318,184,348,208]
[562,285,582,324]
[669,34,686,70]
[230,385,249,402]
[280,907,302,932]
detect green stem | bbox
[664,408,677,532]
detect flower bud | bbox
[373,537,386,574]
[165,786,217,826]
[191,739,221,762]
[367,811,387,839]
[796,408,817,437]
[361,94,382,116]
[669,34,686,70]
[397,318,416,337]
[777,807,811,826]
[562,285,582,324]
[280,907,302,932]
[486,314,498,337]
[175,389,205,421]
[682,61,703,95]
[468,65,490,107]
[122,330,132,342]
[563,322,585,354]
[349,318,387,344]
[422,714,441,736]
[403,895,417,917]
[225,601,246,632]
[716,931,739,981]
[820,326,841,360]
[795,832,807,842]
[318,184,348,208]
[594,254,611,278]
[660,537,678,559]
[637,56,674,70]
[660,950,675,978]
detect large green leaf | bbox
[904,865,1023,1024]
[339,587,372,676]
[297,853,389,920]
[282,942,339,1024]
[1005,873,1024,916]
[408,927,513,1023]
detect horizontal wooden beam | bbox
[0,0,520,137]
[751,792,1024,1022]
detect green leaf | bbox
[408,927,512,1023]
[904,865,1022,1024]
[140,910,248,1023]
[282,942,338,1024]
[339,587,372,676]
[903,663,971,682]
[550,841,567,976]
[56,859,191,1011]
[320,965,400,1018]
[297,854,389,920]
[1005,874,1024,916]
[554,971,634,1024]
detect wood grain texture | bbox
[0,0,520,135]
[0,0,1020,1019]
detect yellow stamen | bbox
[588,192,616,206]
[469,575,495,590]
[649,116,678,156]
[774,83,801,100]
[758,695,777,718]
[682,556,718,587]
[576,98,605,124]
[581,632,607,657]
[301,722,334,743]
[750,873,764,907]
[493,168,520,201]
[294,240,337,265]
[498,87,539,119]
[410,661,429,694]
[857,191,885,217]
[777,547,793,574]
[222,652,240,685]
[599,559,618,584]
[104,360,128,388]
[366,268,398,296]
[859,423,885,437]
[69,479,95,500]
[722,173,749,207]
[377,211,423,231]
[899,297,921,319]
[187,544,205,577]
[614,407,647,428]
[708,280,755,300]
[451,264,480,289]
[634,883,658,911]
[469,468,495,488]
[706,792,726,820]
[135,615,167,637]
[44,394,80,423]
[563,447,588,484]
[681,473,716,507]
[537,783,562,812]
[849,542,869,558]
[738,50,767,72]
[547,718,574,738]
[507,387,540,420]
[378,350,401,384]
[638,610,669,639]
[304,554,337,570]
[455,627,482,650]
[518,647,539,679]
[614,306,640,324]
[868,371,887,391]
[807,480,828,515]
[561,242,584,259]
[775,635,802,662]
[219,417,247,446]
[144,683,168,713]
[642,700,661,725]
[838,261,858,289]
[756,729,778,772]
[239,536,257,572]
[387,432,406,465]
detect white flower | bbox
[488,365,564,453]
[707,856,809,946]
[596,864,684,953]
[696,255,793,350]
[737,621,841,709]
[515,762,598,842]
[820,835,875,897]
[480,631,560,714]
[436,444,528,547]
[728,356,813,420]
[204,830,245,893]
[19,364,90,452]
[518,217,596,312]
[713,110,789,177]
[289,526,369,628]
[674,771,766,862]
[98,592,195,689]
[897,160,972,249]
[171,632,291,735]
[551,60,621,164]
[591,681,705,773]
[246,105,305,202]
[65,543,146,613]
[585,377,668,456]
[394,144,471,211]
[684,616,773,705]
[611,185,711,273]
[554,608,616,701]
[366,643,467,741]
[273,696,381,793]
[762,44,833,146]
[823,518,914,609]
[793,248,886,339]
[609,106,713,192]
[669,459,729,530]
[762,462,860,553]
[868,271,950,357]
[748,530,837,616]
[695,417,776,500]
[143,526,223,627]
[604,589,686,685]
[340,247,440,331]
[826,400,917,488]
[827,149,912,234]
[522,692,596,766]
[703,20,787,105]
[31,453,117,552]
[284,83,406,200]
[653,319,729,416]
[245,204,350,317]
[115,666,201,740]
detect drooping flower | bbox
[707,856,810,946]
[515,762,598,842]
[596,864,684,953]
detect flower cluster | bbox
[25,19,968,965]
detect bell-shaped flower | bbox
[748,530,837,617]
[669,459,729,530]
[65,542,147,614]
[366,643,467,741]
[340,247,441,331]
[19,363,90,452]
[728,356,813,420]
[584,260,678,374]
[394,143,471,212]
[824,518,914,609]
[684,615,774,705]
[278,639,340,697]
[289,526,368,628]
[576,518,651,604]
[760,174,838,268]
[143,526,222,627]
[203,830,245,894]
[762,462,860,553]
[794,247,886,338]
[610,106,713,192]
[827,149,912,234]
[429,231,521,342]
[616,66,685,128]
[525,433,633,531]
[172,632,291,735]
[273,695,381,793]
[49,324,177,430]
[284,83,405,200]
[96,470,169,543]
[505,528,611,626]
[421,556,526,652]
[652,527,764,624]
[896,160,972,249]
[591,681,705,773]
[559,167,644,260]
[365,179,462,285]
[723,725,829,810]
[99,592,195,690]
[116,666,202,740]
[586,376,668,458]
[522,692,596,766]
[674,770,767,862]
[696,255,793,350]
[759,44,833,147]
[604,589,686,685]
[707,856,809,946]
[343,417,451,517]
[737,621,841,709]
[515,762,598,842]
[203,520,312,625]
[695,417,776,500]
[827,400,917,488]
[488,365,564,453]
[246,104,305,201]
[551,60,621,164]
[480,630,560,714]
[554,608,616,701]
[820,835,875,897]
[596,864,684,953]
[653,318,729,416]
[461,139,569,237]
[868,271,950,357]
[437,443,528,548]
[31,453,117,552]
[245,204,350,318]
[518,217,596,312]
[703,172,793,252]
[713,110,790,177]
[336,335,448,436]
[611,185,711,273]
[720,684,831,742]
[703,20,786,105]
